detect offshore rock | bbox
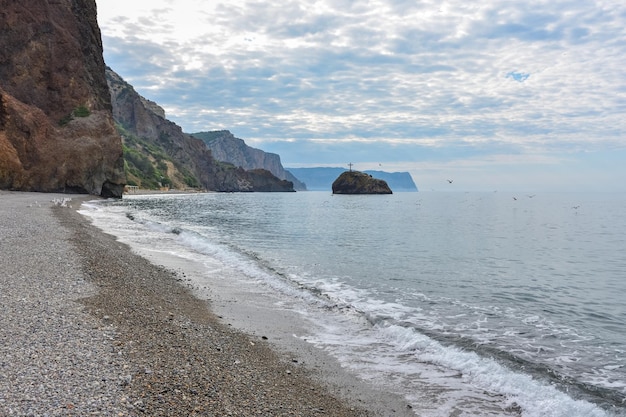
[288,167,418,192]
[332,171,393,195]
[0,0,125,197]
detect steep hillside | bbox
[106,68,294,192]
[191,130,306,191]
[0,0,125,197]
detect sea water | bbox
[80,191,626,417]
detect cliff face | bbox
[106,68,294,192]
[192,130,306,191]
[0,0,125,197]
[332,171,393,194]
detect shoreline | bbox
[123,188,209,196]
[89,206,416,417]
[1,191,412,416]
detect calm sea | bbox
[80,191,626,417]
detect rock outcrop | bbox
[332,171,393,194]
[106,68,294,192]
[191,130,306,191]
[0,0,126,197]
[288,167,418,192]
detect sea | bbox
[79,191,626,417]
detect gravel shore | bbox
[0,191,410,416]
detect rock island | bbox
[332,170,393,194]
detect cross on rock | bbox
[348,162,353,172]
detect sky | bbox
[96,0,626,192]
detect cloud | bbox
[97,0,626,191]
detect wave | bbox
[79,197,625,417]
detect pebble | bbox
[0,193,128,415]
[0,192,387,417]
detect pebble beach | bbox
[0,191,411,416]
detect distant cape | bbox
[287,167,418,192]
[190,130,306,190]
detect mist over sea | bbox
[81,191,626,417]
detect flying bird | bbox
[447,179,453,184]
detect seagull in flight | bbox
[447,179,453,184]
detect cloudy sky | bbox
[97,0,626,192]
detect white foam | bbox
[380,324,613,417]
[78,198,624,417]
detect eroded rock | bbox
[0,0,125,197]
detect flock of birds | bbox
[446,179,580,210]
[512,195,535,200]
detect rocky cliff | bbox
[0,0,125,197]
[191,130,306,191]
[106,68,294,192]
[332,171,393,194]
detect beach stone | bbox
[0,191,413,416]
[0,192,128,415]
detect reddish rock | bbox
[0,0,125,197]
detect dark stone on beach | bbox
[332,171,393,194]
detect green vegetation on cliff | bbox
[107,67,294,193]
[117,123,200,189]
